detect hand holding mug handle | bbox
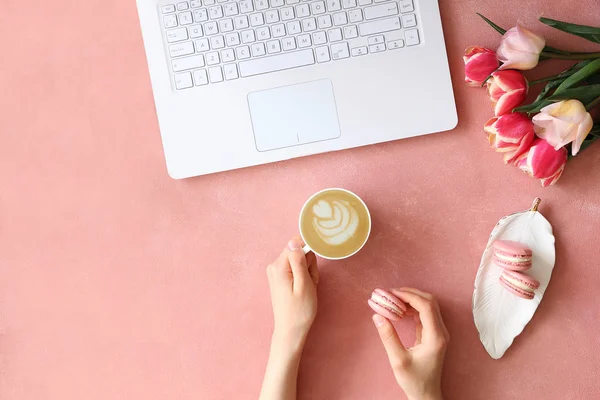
[302,244,311,255]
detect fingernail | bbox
[373,314,386,327]
[288,240,301,251]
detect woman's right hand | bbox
[372,288,449,400]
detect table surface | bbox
[2,0,600,399]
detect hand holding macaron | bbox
[370,288,449,400]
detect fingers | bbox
[414,314,423,346]
[399,288,449,342]
[372,314,409,368]
[390,289,445,345]
[306,251,320,286]
[287,237,312,292]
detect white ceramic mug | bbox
[298,188,372,260]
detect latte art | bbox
[300,189,371,259]
[311,200,359,246]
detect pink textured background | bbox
[1,0,600,399]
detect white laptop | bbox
[136,0,457,178]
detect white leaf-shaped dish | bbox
[473,198,556,359]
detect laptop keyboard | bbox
[160,0,420,89]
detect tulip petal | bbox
[494,89,527,116]
[571,112,594,156]
[527,139,568,179]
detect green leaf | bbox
[540,17,600,44]
[534,80,563,102]
[477,13,506,35]
[555,58,600,93]
[547,84,600,104]
[513,99,554,114]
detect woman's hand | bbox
[260,238,319,400]
[372,288,449,400]
[266,237,319,350]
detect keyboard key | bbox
[285,21,299,35]
[348,9,363,22]
[271,21,288,37]
[295,4,310,18]
[219,18,234,31]
[162,5,176,13]
[326,0,341,12]
[188,24,204,38]
[164,14,178,28]
[298,34,312,48]
[224,63,239,80]
[317,15,332,28]
[204,0,215,4]
[224,2,239,16]
[241,29,256,43]
[172,54,205,71]
[256,26,271,40]
[328,28,342,41]
[405,28,419,46]
[250,13,265,26]
[239,0,254,13]
[239,48,315,77]
[311,1,326,14]
[225,32,240,46]
[179,11,193,24]
[206,51,221,65]
[251,42,267,56]
[209,5,223,18]
[170,41,195,57]
[313,31,327,45]
[367,35,384,45]
[236,45,251,59]
[195,38,210,51]
[167,27,189,42]
[388,39,404,49]
[234,15,250,29]
[217,0,228,4]
[351,46,368,56]
[359,16,400,36]
[267,39,282,53]
[282,37,297,50]
[191,0,202,7]
[315,45,330,62]
[265,10,280,23]
[333,12,347,26]
[221,48,236,61]
[399,0,414,13]
[204,21,219,35]
[364,3,398,20]
[272,0,285,6]
[174,72,193,89]
[358,0,371,4]
[194,8,208,21]
[255,0,269,10]
[177,2,190,10]
[330,42,349,59]
[342,0,357,8]
[302,17,317,31]
[343,25,358,39]
[401,13,417,28]
[210,35,225,48]
[281,7,295,20]
[194,69,209,85]
[369,43,385,52]
[208,66,224,82]
[287,0,300,4]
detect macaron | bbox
[368,288,407,321]
[492,240,532,271]
[499,270,540,300]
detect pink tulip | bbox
[497,24,546,70]
[487,70,528,116]
[516,138,568,187]
[532,99,594,156]
[464,46,499,87]
[484,113,535,164]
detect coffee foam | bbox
[311,199,359,245]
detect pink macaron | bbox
[499,270,540,300]
[492,240,533,271]
[368,288,407,321]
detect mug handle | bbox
[302,244,312,255]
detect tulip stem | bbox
[541,51,600,60]
[586,96,600,111]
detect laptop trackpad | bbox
[248,79,341,152]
